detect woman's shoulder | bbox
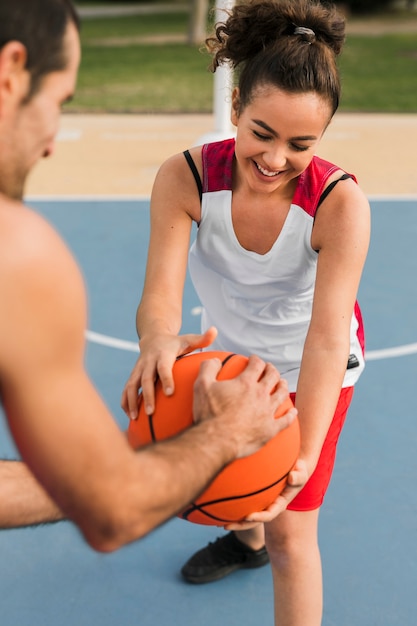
[201,138,236,193]
[309,155,352,183]
[293,156,358,216]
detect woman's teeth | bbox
[256,163,280,177]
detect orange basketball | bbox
[128,351,300,526]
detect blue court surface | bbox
[1,197,417,625]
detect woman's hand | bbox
[224,458,309,530]
[121,327,218,420]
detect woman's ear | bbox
[0,42,29,115]
[230,87,240,126]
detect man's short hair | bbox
[0,0,80,98]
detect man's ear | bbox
[0,42,29,115]
[230,87,240,126]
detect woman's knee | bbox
[265,510,320,564]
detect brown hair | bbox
[206,0,345,116]
[0,0,80,99]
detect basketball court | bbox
[1,113,417,625]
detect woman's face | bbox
[231,85,332,195]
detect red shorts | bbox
[287,386,354,512]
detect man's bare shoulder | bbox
[0,196,87,369]
[1,195,70,261]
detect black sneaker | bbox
[180,531,270,584]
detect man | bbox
[0,0,297,552]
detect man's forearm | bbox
[0,460,64,528]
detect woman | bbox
[122,1,370,623]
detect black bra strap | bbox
[183,150,203,202]
[317,173,352,208]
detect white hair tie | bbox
[293,25,316,44]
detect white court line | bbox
[25,194,417,202]
[33,195,417,362]
[367,194,417,201]
[365,343,417,360]
[85,330,417,361]
[86,330,139,353]
[26,195,151,202]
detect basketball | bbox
[127,351,300,526]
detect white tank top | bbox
[188,139,365,392]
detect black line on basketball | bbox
[148,414,156,443]
[180,471,290,521]
[220,353,237,366]
[147,353,236,444]
[181,508,235,523]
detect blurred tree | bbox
[340,0,397,12]
[188,0,209,44]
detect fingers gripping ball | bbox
[127,351,300,526]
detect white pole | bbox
[195,0,236,145]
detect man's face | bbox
[0,21,81,200]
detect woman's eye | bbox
[253,131,271,141]
[291,143,309,152]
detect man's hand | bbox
[192,354,297,459]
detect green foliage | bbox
[69,11,214,113]
[343,0,393,13]
[65,10,417,113]
[340,34,417,111]
[79,13,189,39]
[74,44,214,113]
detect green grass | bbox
[66,11,417,114]
[69,12,215,113]
[75,44,213,113]
[80,13,190,39]
[341,34,417,112]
